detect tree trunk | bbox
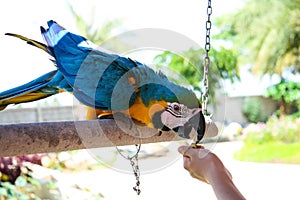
[279,97,291,118]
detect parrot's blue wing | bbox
[73,54,138,110]
[41,21,139,110]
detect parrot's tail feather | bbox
[41,20,68,47]
[41,20,88,49]
[5,33,54,57]
[0,71,60,111]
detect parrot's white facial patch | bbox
[160,102,200,129]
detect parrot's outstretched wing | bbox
[0,70,71,110]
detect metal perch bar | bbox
[0,119,182,157]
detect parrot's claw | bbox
[158,130,163,136]
[97,114,114,120]
[98,112,133,130]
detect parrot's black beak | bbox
[173,110,206,144]
[190,110,206,143]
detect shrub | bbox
[243,116,300,144]
[242,97,267,123]
[267,116,300,143]
[236,116,300,163]
[264,79,300,116]
[0,155,44,183]
[0,155,46,199]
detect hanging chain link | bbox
[130,149,141,195]
[116,143,141,195]
[202,0,212,116]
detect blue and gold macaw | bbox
[0,20,205,143]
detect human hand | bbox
[178,145,246,200]
[177,145,232,184]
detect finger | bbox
[197,148,211,159]
[178,146,197,159]
[178,145,205,158]
[178,145,191,156]
[183,156,191,170]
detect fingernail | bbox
[178,146,184,153]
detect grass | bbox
[234,141,300,164]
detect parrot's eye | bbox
[173,104,180,111]
[167,102,188,117]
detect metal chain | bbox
[130,151,141,195]
[202,0,212,116]
[116,143,141,195]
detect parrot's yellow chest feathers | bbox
[86,97,167,127]
[128,97,167,127]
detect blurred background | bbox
[0,0,299,199]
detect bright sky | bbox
[0,0,279,108]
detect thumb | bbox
[178,145,190,155]
[178,145,198,158]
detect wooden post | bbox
[0,119,182,157]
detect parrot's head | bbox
[150,98,206,144]
[130,66,206,144]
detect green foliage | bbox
[236,116,300,163]
[153,47,239,103]
[215,0,300,76]
[0,155,61,199]
[242,97,267,123]
[211,47,239,82]
[265,79,300,103]
[0,176,42,200]
[264,79,300,115]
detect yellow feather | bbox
[85,107,112,120]
[85,97,167,126]
[128,97,167,127]
[5,33,48,52]
[0,92,50,110]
